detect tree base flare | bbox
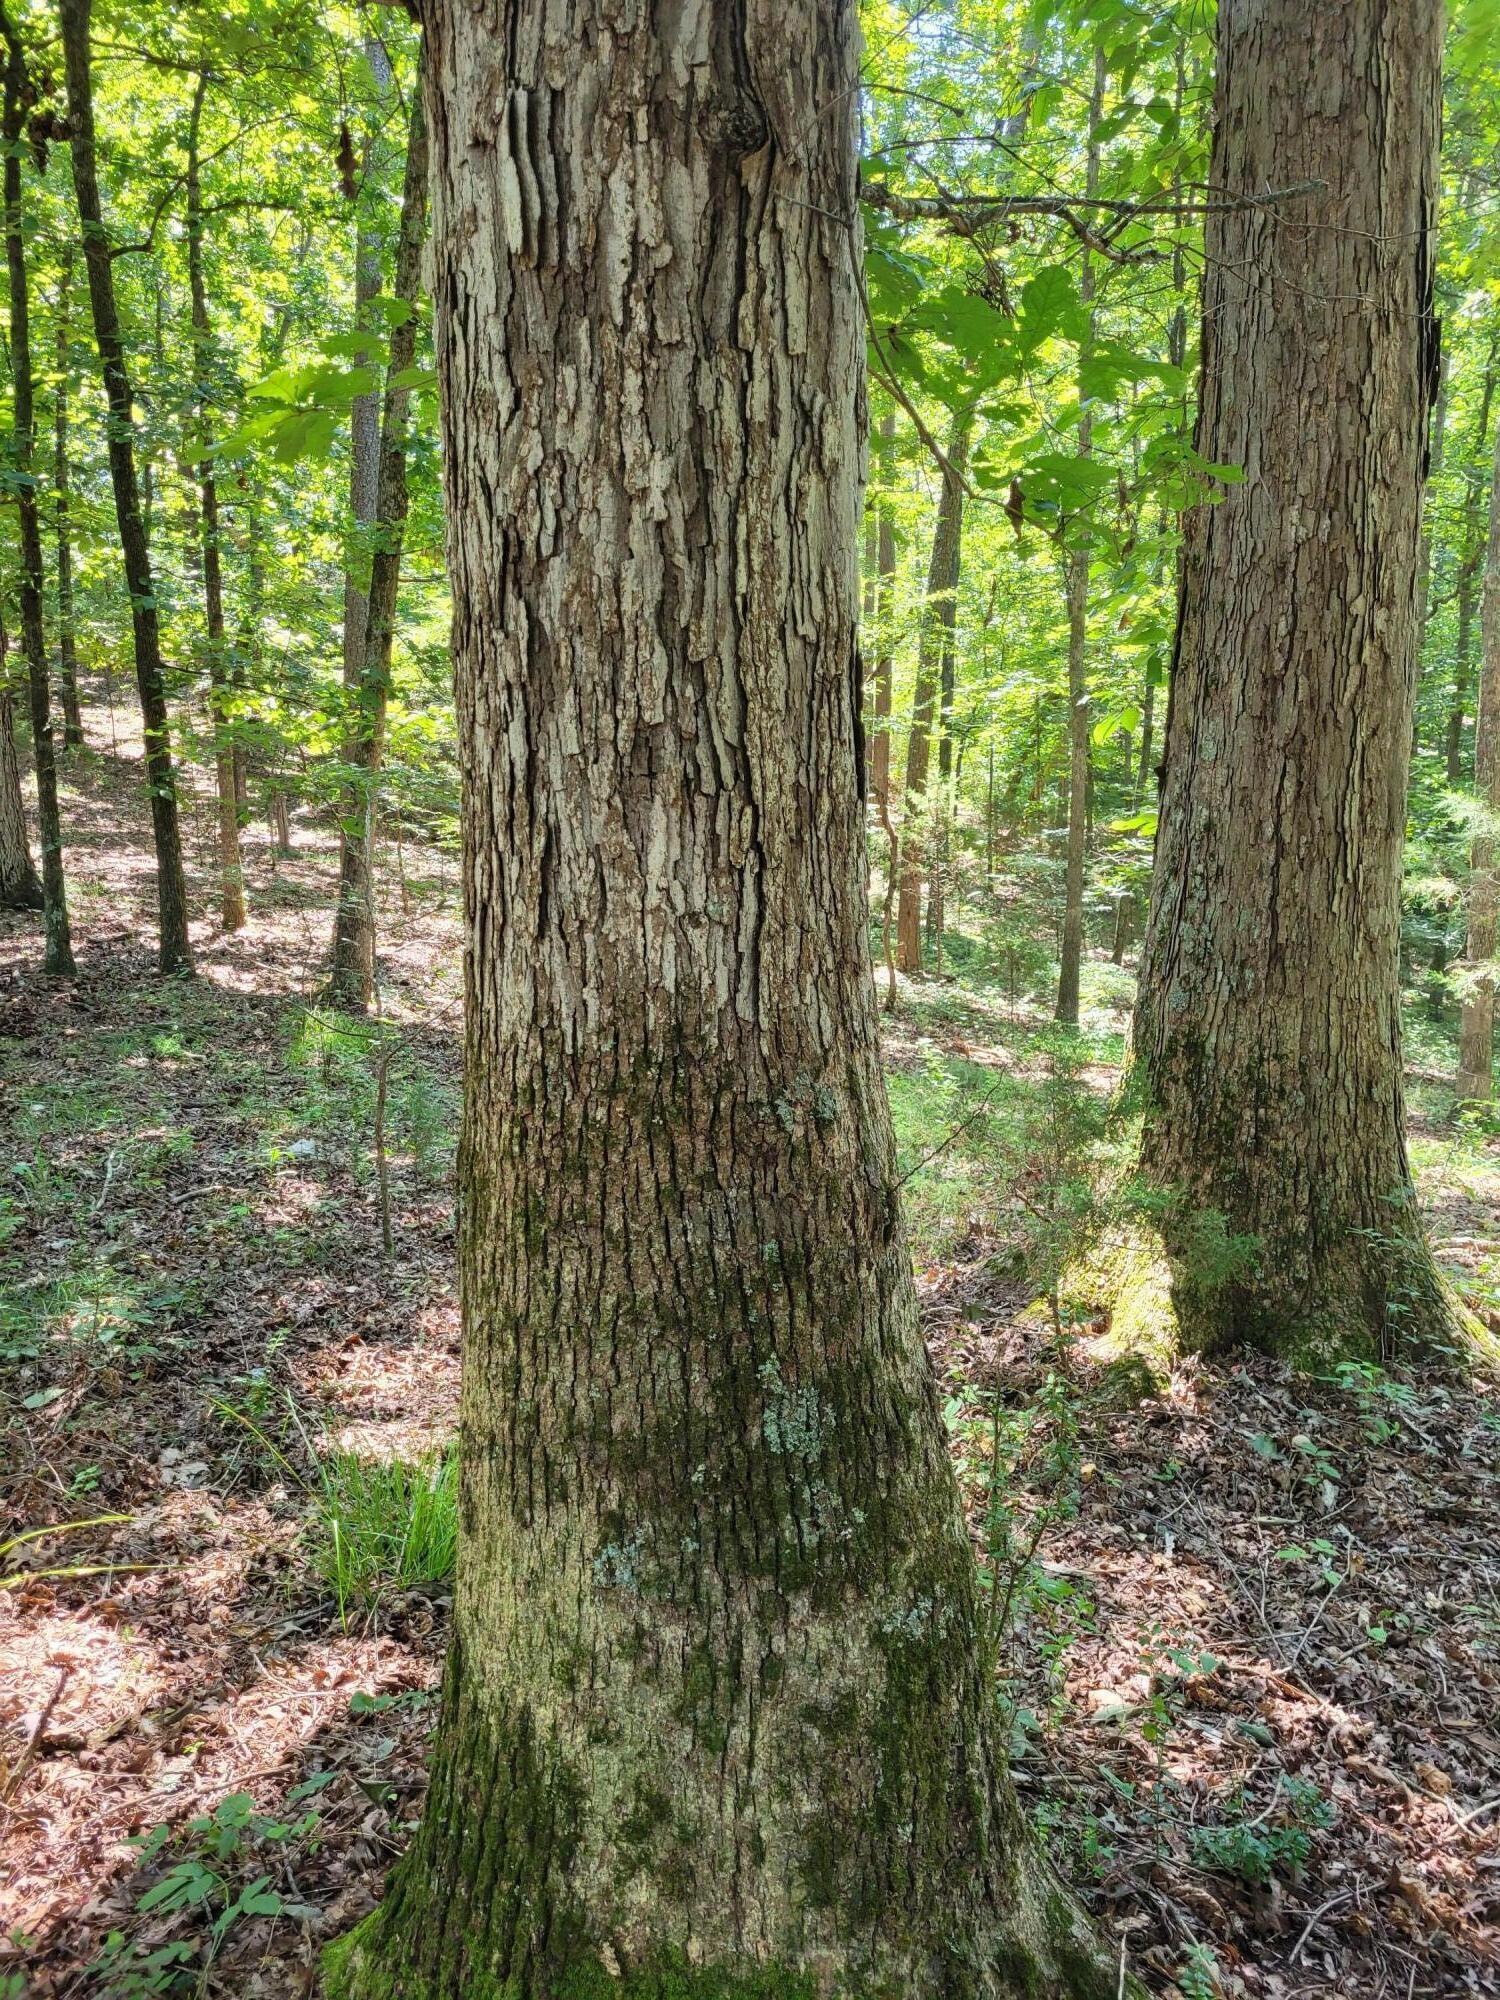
[1065,1222,1496,1373]
[322,1884,1137,2000]
[320,1645,1138,2000]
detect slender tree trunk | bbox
[52,253,83,751]
[269,789,291,859]
[870,409,900,1009]
[327,69,428,1012]
[342,37,393,694]
[896,407,972,974]
[1458,419,1500,1098]
[60,0,193,973]
[1416,345,1449,656]
[186,73,246,933]
[325,5,1120,1996]
[1054,46,1104,1027]
[1,11,72,973]
[0,635,41,911]
[1054,546,1090,1020]
[1129,0,1462,1363]
[237,244,304,830]
[1135,671,1156,802]
[1445,359,1496,784]
[928,554,960,948]
[869,408,896,816]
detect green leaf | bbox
[1018,266,1084,355]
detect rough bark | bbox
[186,72,247,933]
[52,254,83,751]
[1128,0,1462,1363]
[327,69,428,1012]
[1054,45,1104,1028]
[324,4,1122,1996]
[896,407,972,974]
[60,0,193,974]
[1,9,72,973]
[1457,418,1500,1099]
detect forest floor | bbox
[2,697,1499,2000]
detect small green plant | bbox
[1247,1422,1342,1506]
[1178,1942,1222,2000]
[213,1394,457,1625]
[1324,1358,1422,1443]
[1188,1775,1333,1886]
[93,1782,331,1993]
[1275,1535,1344,1590]
[947,1368,1086,1648]
[310,1447,458,1620]
[90,1934,197,1997]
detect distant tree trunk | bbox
[327,68,428,1012]
[342,37,392,694]
[186,72,247,933]
[1458,420,1500,1099]
[1129,0,1463,1363]
[52,253,83,751]
[1055,45,1104,1027]
[869,408,896,813]
[896,406,972,974]
[60,0,193,974]
[928,485,965,954]
[1415,342,1449,664]
[1135,671,1156,801]
[269,789,292,858]
[1,11,72,973]
[1110,895,1128,966]
[323,4,1121,1995]
[1445,358,1497,783]
[0,631,41,911]
[236,240,304,829]
[870,409,900,1007]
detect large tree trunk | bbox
[1127,0,1462,1363]
[326,70,428,1012]
[1054,43,1104,1028]
[896,407,972,974]
[2,9,72,974]
[52,253,83,751]
[186,72,247,934]
[1457,420,1500,1099]
[60,0,193,974]
[325,5,1118,1997]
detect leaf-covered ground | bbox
[2,710,1498,1998]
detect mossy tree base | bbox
[323,1847,1134,2000]
[1065,1221,1495,1373]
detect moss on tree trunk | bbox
[1126,0,1474,1367]
[324,2,1130,1995]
